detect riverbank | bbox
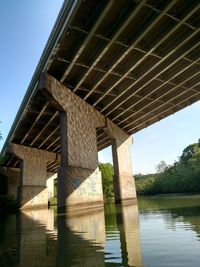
[138,192,200,198]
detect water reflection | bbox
[0,203,144,267]
[17,209,56,267]
[105,203,144,267]
[138,195,200,267]
[116,204,143,267]
[57,208,105,267]
[0,213,18,267]
[1,196,199,267]
[138,195,200,237]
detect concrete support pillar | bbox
[39,73,105,211]
[104,119,137,203]
[1,167,20,199]
[7,168,20,199]
[112,137,136,203]
[46,173,57,199]
[39,73,137,209]
[58,112,103,211]
[8,144,56,209]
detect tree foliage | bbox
[136,140,200,195]
[155,160,168,173]
[99,163,114,198]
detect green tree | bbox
[135,139,200,195]
[180,143,200,165]
[99,163,114,198]
[155,160,168,173]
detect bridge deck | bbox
[2,0,200,172]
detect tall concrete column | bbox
[104,119,137,203]
[39,73,137,209]
[7,168,20,199]
[46,173,57,199]
[39,73,105,211]
[112,137,136,203]
[8,143,56,209]
[58,111,104,211]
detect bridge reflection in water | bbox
[4,203,144,267]
[1,196,200,267]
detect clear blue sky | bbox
[0,1,200,174]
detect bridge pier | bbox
[39,73,137,210]
[58,110,104,211]
[112,137,136,203]
[40,74,105,211]
[7,168,20,199]
[103,119,137,203]
[8,144,56,209]
[0,167,20,199]
[46,173,57,199]
[58,111,104,211]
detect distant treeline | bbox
[135,140,200,195]
[100,139,200,197]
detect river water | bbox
[0,194,200,267]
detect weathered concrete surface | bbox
[39,73,136,209]
[39,73,105,168]
[46,173,57,199]
[5,73,136,210]
[40,73,105,210]
[8,143,57,209]
[104,118,137,203]
[58,166,103,210]
[17,185,48,210]
[1,167,20,199]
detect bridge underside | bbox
[1,0,200,209]
[3,0,200,171]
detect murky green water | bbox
[0,195,200,267]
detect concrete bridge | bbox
[1,0,200,210]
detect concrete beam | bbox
[8,143,57,162]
